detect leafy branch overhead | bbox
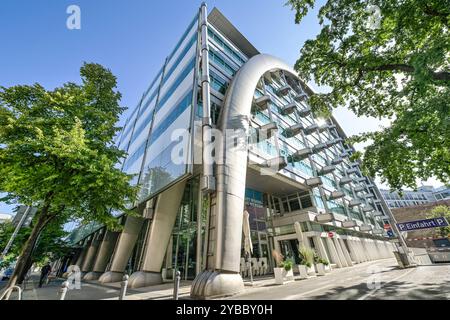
[0,63,138,286]
[286,0,449,190]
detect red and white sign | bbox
[328,232,335,238]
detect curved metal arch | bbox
[214,54,299,272]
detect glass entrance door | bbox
[279,239,302,264]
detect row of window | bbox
[155,58,196,114]
[207,28,246,65]
[209,48,237,77]
[148,90,193,146]
[209,70,228,95]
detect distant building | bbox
[390,199,450,248]
[380,185,449,209]
[0,213,12,224]
[434,186,450,201]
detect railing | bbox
[0,286,22,300]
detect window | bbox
[208,29,246,64]
[210,71,228,95]
[209,49,236,77]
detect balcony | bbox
[298,107,312,117]
[342,220,357,228]
[289,148,313,162]
[344,148,354,154]
[363,193,375,199]
[283,123,304,138]
[355,177,367,183]
[258,122,278,139]
[353,185,366,193]
[362,205,374,212]
[312,143,327,153]
[328,191,345,200]
[350,161,360,168]
[294,93,308,103]
[346,168,358,175]
[259,156,288,170]
[276,85,291,96]
[373,228,384,235]
[328,124,337,130]
[254,95,272,110]
[305,177,323,188]
[280,102,297,115]
[318,124,329,133]
[339,176,353,186]
[318,165,336,176]
[348,199,362,207]
[326,138,343,147]
[373,211,384,217]
[331,157,344,165]
[339,151,350,158]
[304,123,319,135]
[359,224,373,232]
[316,213,335,223]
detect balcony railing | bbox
[280,102,297,115]
[254,95,272,110]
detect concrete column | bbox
[347,239,361,263]
[75,239,91,269]
[98,215,144,283]
[81,233,102,274]
[355,238,367,262]
[362,239,374,261]
[128,181,186,288]
[333,238,349,267]
[294,222,310,248]
[338,238,353,266]
[325,237,343,268]
[373,240,382,259]
[312,236,330,263]
[83,231,120,280]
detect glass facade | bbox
[115,15,199,204]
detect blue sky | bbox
[0,0,441,214]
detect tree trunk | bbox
[17,255,33,284]
[6,201,54,290]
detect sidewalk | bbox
[2,259,399,300]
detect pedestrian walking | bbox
[38,262,52,288]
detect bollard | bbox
[58,281,69,300]
[173,271,181,300]
[119,274,129,300]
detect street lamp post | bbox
[0,206,31,260]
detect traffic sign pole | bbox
[370,186,413,266]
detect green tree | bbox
[0,63,138,288]
[0,218,70,273]
[286,0,449,190]
[427,205,450,237]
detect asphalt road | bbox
[228,258,450,300]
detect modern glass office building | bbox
[62,4,402,299]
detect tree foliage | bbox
[0,63,138,286]
[0,218,70,269]
[427,205,450,237]
[286,0,449,190]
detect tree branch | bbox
[365,64,450,82]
